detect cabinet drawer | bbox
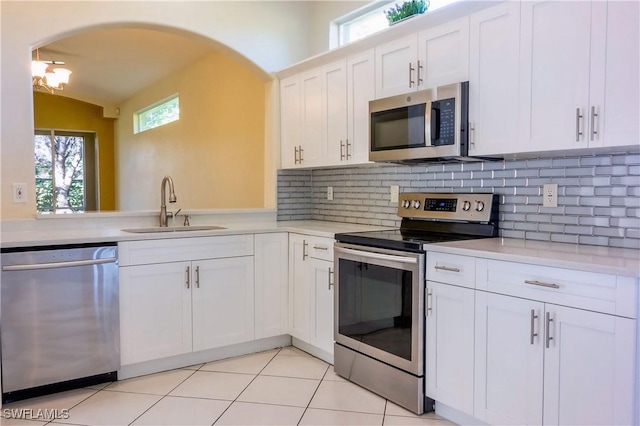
[119,235,254,266]
[307,236,334,262]
[477,259,637,318]
[426,252,476,289]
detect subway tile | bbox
[578,197,610,207]
[552,157,581,167]
[514,168,540,178]
[578,235,610,246]
[609,238,640,249]
[565,206,594,216]
[525,231,551,241]
[611,197,640,208]
[580,156,612,166]
[612,154,640,165]
[539,168,567,177]
[578,216,611,227]
[481,160,506,171]
[593,226,625,238]
[551,215,579,225]
[526,214,551,223]
[564,225,593,235]
[501,229,526,239]
[626,229,640,239]
[538,223,565,233]
[551,234,579,244]
[503,160,528,170]
[565,186,595,196]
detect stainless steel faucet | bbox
[159,175,177,227]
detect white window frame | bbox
[134,93,180,134]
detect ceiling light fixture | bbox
[32,49,72,94]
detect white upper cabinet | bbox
[375,35,419,98]
[280,50,375,169]
[375,17,469,99]
[347,49,375,165]
[323,59,349,166]
[417,16,470,89]
[591,1,640,148]
[280,75,301,169]
[518,0,639,153]
[518,0,594,152]
[299,69,323,167]
[468,2,521,156]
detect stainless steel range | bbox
[333,192,499,414]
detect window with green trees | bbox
[134,94,180,133]
[35,130,97,213]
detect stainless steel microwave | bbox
[369,82,470,163]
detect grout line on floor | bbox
[210,346,282,425]
[124,367,198,426]
[296,362,330,426]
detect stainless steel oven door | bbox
[334,243,424,376]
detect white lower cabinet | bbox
[254,233,289,339]
[288,233,335,358]
[120,261,193,365]
[119,235,255,366]
[309,257,334,355]
[474,291,545,425]
[192,257,254,352]
[425,281,474,415]
[426,250,638,425]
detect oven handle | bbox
[334,246,418,265]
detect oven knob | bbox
[462,201,471,211]
[475,201,485,212]
[402,200,411,209]
[412,200,421,209]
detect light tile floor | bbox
[0,346,457,426]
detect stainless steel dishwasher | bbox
[1,243,119,402]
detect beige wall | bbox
[308,1,371,55]
[116,51,265,211]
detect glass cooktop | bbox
[335,229,481,252]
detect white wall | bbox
[308,1,371,55]
[0,0,315,219]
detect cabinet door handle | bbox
[328,267,334,290]
[524,279,560,289]
[469,122,475,146]
[590,106,598,141]
[417,60,423,86]
[575,108,584,142]
[302,240,308,260]
[530,309,539,345]
[313,245,328,250]
[185,266,190,289]
[346,139,351,160]
[426,288,433,316]
[294,146,299,164]
[299,146,304,162]
[195,265,200,288]
[340,140,345,161]
[434,265,461,273]
[545,312,554,349]
[408,62,415,87]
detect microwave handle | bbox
[424,100,433,146]
[430,105,440,142]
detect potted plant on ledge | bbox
[385,0,430,25]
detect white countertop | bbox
[427,237,640,278]
[3,217,639,278]
[0,219,392,249]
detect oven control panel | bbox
[398,192,495,222]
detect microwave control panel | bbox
[431,98,456,146]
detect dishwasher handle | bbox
[2,257,117,271]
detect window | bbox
[335,0,461,46]
[134,94,180,133]
[35,130,98,213]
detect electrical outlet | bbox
[327,186,334,201]
[12,183,27,203]
[390,185,399,203]
[543,183,558,208]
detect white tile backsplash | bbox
[277,153,640,249]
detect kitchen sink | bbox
[122,225,226,233]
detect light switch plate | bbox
[327,186,334,201]
[390,185,399,203]
[12,183,27,203]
